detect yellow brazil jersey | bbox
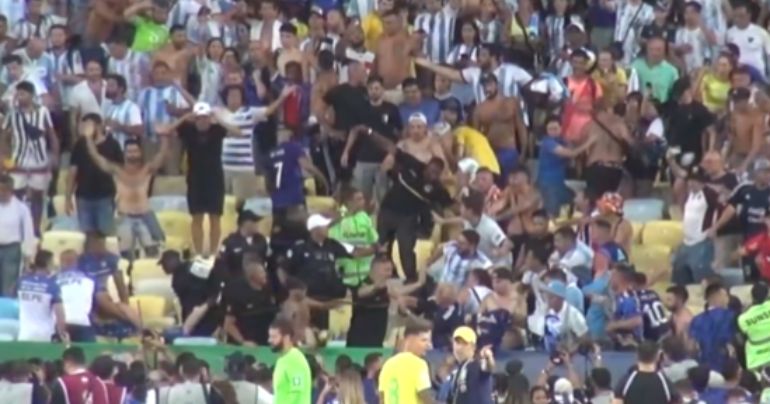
[362,13,414,52]
[454,125,500,174]
[378,352,432,404]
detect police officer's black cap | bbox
[157,250,181,265]
[237,210,262,225]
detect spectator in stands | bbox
[0,360,48,403]
[66,113,123,236]
[459,268,494,315]
[51,347,109,404]
[661,335,725,386]
[224,352,273,404]
[90,355,126,404]
[606,266,643,349]
[222,251,277,346]
[550,226,593,285]
[664,285,693,337]
[362,353,382,404]
[689,364,728,404]
[56,249,96,342]
[700,151,741,269]
[379,318,434,404]
[425,282,464,351]
[614,341,675,404]
[216,210,268,278]
[633,273,669,342]
[269,316,312,404]
[544,268,584,313]
[0,173,35,297]
[690,282,737,372]
[82,119,169,259]
[673,168,719,285]
[514,209,554,272]
[160,250,222,337]
[159,355,225,403]
[459,191,512,267]
[17,250,67,342]
[447,326,495,404]
[589,367,613,404]
[540,279,589,354]
[721,358,751,401]
[430,229,492,286]
[103,74,144,148]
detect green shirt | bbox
[329,210,378,286]
[273,348,312,404]
[738,300,770,369]
[131,17,169,52]
[631,58,679,103]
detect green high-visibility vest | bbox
[738,300,770,369]
[329,210,378,287]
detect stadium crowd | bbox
[6,0,770,402]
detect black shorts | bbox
[187,180,225,215]
[585,163,624,202]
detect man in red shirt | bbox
[90,355,126,404]
[50,347,109,404]
[741,216,770,282]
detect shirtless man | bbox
[250,0,282,52]
[152,25,195,88]
[726,87,766,173]
[472,73,528,179]
[493,168,543,264]
[374,9,417,104]
[276,23,307,79]
[476,267,527,349]
[83,119,170,258]
[385,113,446,169]
[87,0,127,45]
[578,98,630,203]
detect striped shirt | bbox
[167,0,220,28]
[249,19,283,52]
[104,98,143,148]
[12,48,54,87]
[0,70,49,107]
[461,63,532,103]
[47,48,84,110]
[346,0,377,18]
[414,7,457,63]
[219,106,267,172]
[3,105,53,170]
[614,0,654,66]
[0,0,26,33]
[476,19,501,44]
[137,84,189,141]
[446,43,479,65]
[545,15,582,61]
[107,50,150,102]
[10,15,55,42]
[674,26,711,73]
[195,58,223,106]
[186,18,243,47]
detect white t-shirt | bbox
[69,80,107,117]
[539,301,589,339]
[464,215,510,266]
[675,26,710,73]
[56,270,95,327]
[725,23,770,73]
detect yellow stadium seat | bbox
[304,178,317,196]
[156,211,192,245]
[224,195,237,217]
[392,240,435,280]
[41,231,85,257]
[641,221,683,249]
[151,176,186,196]
[630,244,671,275]
[129,295,175,329]
[164,236,188,252]
[133,278,178,320]
[130,259,167,283]
[307,196,336,214]
[329,304,352,337]
[631,222,644,245]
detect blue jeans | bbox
[495,147,519,183]
[537,179,572,217]
[77,197,115,235]
[672,238,715,285]
[0,243,21,297]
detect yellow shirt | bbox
[362,13,383,51]
[455,126,500,174]
[700,72,730,113]
[378,352,432,404]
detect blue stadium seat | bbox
[149,196,188,213]
[0,298,19,319]
[623,198,665,223]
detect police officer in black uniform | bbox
[216,210,269,278]
[285,213,378,330]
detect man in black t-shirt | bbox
[67,113,123,236]
[158,102,240,256]
[341,74,402,203]
[222,251,277,346]
[161,250,223,337]
[666,78,716,168]
[614,341,676,404]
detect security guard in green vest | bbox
[738,283,770,370]
[329,188,378,287]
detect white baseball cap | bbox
[408,112,428,125]
[306,214,332,231]
[193,101,212,116]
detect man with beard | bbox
[269,316,312,404]
[66,114,123,235]
[336,23,375,81]
[472,73,527,180]
[152,25,195,87]
[102,74,143,148]
[374,9,418,105]
[83,115,170,258]
[222,252,277,346]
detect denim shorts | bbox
[77,197,115,235]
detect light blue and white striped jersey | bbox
[107,50,150,102]
[218,106,267,172]
[17,272,60,342]
[476,18,502,44]
[167,0,221,28]
[3,105,53,169]
[47,48,84,110]
[614,0,654,66]
[104,98,143,149]
[12,47,55,88]
[346,0,377,18]
[196,57,223,106]
[0,0,26,33]
[186,18,242,48]
[55,269,95,327]
[137,84,189,141]
[544,15,582,61]
[446,44,479,65]
[461,63,532,103]
[10,15,55,42]
[414,6,457,63]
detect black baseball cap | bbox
[157,250,181,265]
[237,210,262,226]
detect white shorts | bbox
[10,171,51,191]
